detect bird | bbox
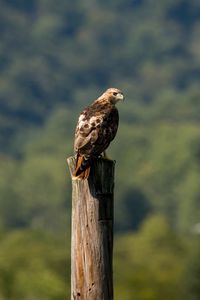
[73,87,124,179]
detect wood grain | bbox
[67,156,115,300]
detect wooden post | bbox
[67,156,115,300]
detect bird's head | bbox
[98,88,124,105]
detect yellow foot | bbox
[102,151,112,161]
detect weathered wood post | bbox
[67,156,115,300]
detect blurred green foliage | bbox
[0,229,70,299]
[1,0,200,298]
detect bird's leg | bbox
[102,151,112,160]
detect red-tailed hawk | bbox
[73,88,124,179]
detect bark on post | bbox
[67,156,115,300]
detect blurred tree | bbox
[115,187,152,231]
[182,240,200,300]
[0,230,70,300]
[114,215,186,300]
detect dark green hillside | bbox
[1,0,200,152]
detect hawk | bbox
[73,88,124,179]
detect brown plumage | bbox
[73,88,124,179]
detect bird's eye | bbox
[113,92,118,96]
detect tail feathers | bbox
[73,155,91,179]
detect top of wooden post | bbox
[67,156,115,195]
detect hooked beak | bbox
[117,93,124,101]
